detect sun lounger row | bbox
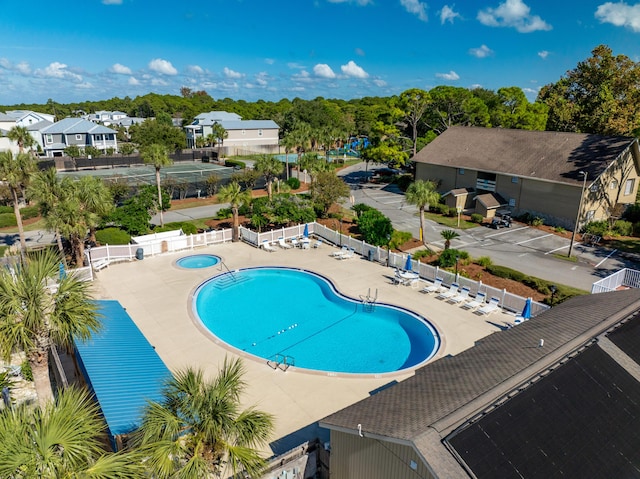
[262,238,322,251]
[420,279,501,314]
[332,246,355,259]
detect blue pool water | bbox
[176,254,220,269]
[192,267,440,374]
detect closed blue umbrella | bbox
[59,262,67,280]
[303,223,309,238]
[521,297,532,319]
[405,254,413,272]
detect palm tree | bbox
[0,151,37,254]
[281,131,297,180]
[0,386,144,478]
[28,168,67,262]
[405,180,440,246]
[441,229,460,250]
[0,249,101,405]
[142,143,172,227]
[218,182,251,242]
[254,154,284,201]
[76,175,115,244]
[212,123,228,160]
[7,125,35,153]
[131,358,274,479]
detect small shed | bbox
[442,187,475,211]
[474,192,507,219]
[74,300,172,450]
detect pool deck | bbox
[91,241,509,454]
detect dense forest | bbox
[3,45,639,165]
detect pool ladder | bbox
[360,288,378,312]
[268,354,295,372]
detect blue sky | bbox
[1,0,639,105]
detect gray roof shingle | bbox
[41,118,116,135]
[413,126,638,185]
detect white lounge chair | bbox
[331,246,349,257]
[278,237,292,249]
[261,240,277,252]
[290,238,300,248]
[437,283,459,300]
[462,292,487,310]
[449,286,470,304]
[421,278,444,294]
[477,296,500,315]
[301,238,311,249]
[338,247,355,260]
[313,239,323,248]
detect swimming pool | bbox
[176,254,220,269]
[192,267,440,374]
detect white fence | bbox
[242,222,550,317]
[592,268,640,293]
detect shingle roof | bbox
[321,289,640,442]
[413,126,638,186]
[192,111,242,125]
[41,118,116,135]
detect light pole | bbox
[386,233,391,267]
[550,284,557,306]
[455,255,459,277]
[568,171,588,258]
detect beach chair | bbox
[421,278,444,294]
[290,238,300,248]
[437,283,459,300]
[313,239,323,248]
[338,247,355,260]
[477,296,500,315]
[278,237,292,249]
[448,286,470,304]
[462,291,486,310]
[331,246,349,258]
[261,240,277,252]
[301,238,311,249]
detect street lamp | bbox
[386,233,391,267]
[568,171,588,258]
[455,255,459,277]
[550,284,557,306]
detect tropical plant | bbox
[7,125,36,153]
[357,209,394,246]
[212,122,228,158]
[218,182,251,242]
[405,180,440,246]
[142,143,173,227]
[0,151,37,254]
[0,249,100,404]
[440,229,460,250]
[131,358,274,479]
[28,168,68,260]
[0,386,144,477]
[254,155,284,201]
[309,171,350,217]
[205,173,221,196]
[63,144,83,159]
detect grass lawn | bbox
[603,238,640,255]
[424,212,478,230]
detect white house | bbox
[40,118,118,157]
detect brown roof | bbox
[321,289,640,442]
[412,126,637,185]
[474,192,505,209]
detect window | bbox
[610,180,618,190]
[95,134,102,141]
[76,134,82,141]
[625,179,635,196]
[458,168,465,175]
[258,129,263,136]
[46,134,52,144]
[511,177,518,183]
[509,198,516,207]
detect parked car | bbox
[490,214,512,229]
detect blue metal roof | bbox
[74,300,171,444]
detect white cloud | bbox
[15,62,31,75]
[223,67,244,79]
[76,82,94,89]
[470,83,483,89]
[401,0,428,21]
[36,62,82,81]
[538,50,550,59]
[187,65,204,75]
[0,58,10,69]
[523,87,539,95]
[287,62,305,69]
[469,44,493,58]
[355,47,365,56]
[313,63,336,78]
[151,78,169,86]
[128,76,140,85]
[477,0,551,33]
[440,5,460,24]
[327,0,373,5]
[148,58,177,75]
[110,63,132,75]
[264,58,275,65]
[436,70,460,80]
[341,60,369,78]
[255,72,269,86]
[102,0,122,4]
[290,86,306,92]
[373,78,387,87]
[595,2,640,32]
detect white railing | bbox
[86,229,233,271]
[240,222,550,317]
[592,268,640,293]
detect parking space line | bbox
[515,233,554,245]
[595,249,617,268]
[484,226,529,238]
[545,244,571,254]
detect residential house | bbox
[413,126,640,228]
[0,110,53,154]
[84,110,129,125]
[321,288,640,478]
[39,118,118,157]
[6,110,55,127]
[185,111,279,154]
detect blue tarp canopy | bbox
[74,300,172,449]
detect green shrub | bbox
[486,264,526,282]
[225,159,246,169]
[389,230,412,250]
[432,203,449,215]
[156,222,198,235]
[95,227,131,245]
[612,220,633,237]
[20,360,33,382]
[0,205,12,214]
[554,226,566,233]
[412,248,434,259]
[437,248,468,268]
[0,213,17,228]
[583,220,609,237]
[20,205,40,220]
[475,256,493,267]
[358,209,393,246]
[352,203,375,218]
[470,213,484,224]
[394,174,413,191]
[216,208,232,220]
[286,177,300,190]
[531,216,544,226]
